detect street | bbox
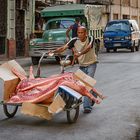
[0,49,140,140]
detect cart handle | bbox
[36,51,48,77]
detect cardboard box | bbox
[21,102,53,120]
[0,60,27,101]
[74,69,96,91]
[48,94,66,114]
[21,94,66,120]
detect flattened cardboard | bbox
[48,94,66,114]
[21,102,53,120]
[21,95,66,120]
[74,69,96,91]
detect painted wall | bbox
[7,0,35,58]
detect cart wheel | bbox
[66,105,80,124]
[3,104,18,118]
[66,97,80,124]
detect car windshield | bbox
[46,20,74,30]
[105,22,130,32]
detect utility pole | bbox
[120,0,122,19]
[109,0,112,20]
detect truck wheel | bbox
[55,56,61,63]
[31,57,40,65]
[131,46,135,52]
[131,41,135,52]
[135,41,140,51]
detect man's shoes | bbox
[83,108,92,113]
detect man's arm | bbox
[66,27,71,38]
[81,36,93,53]
[48,38,76,56]
[53,44,69,54]
[66,25,73,41]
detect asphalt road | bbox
[0,49,140,140]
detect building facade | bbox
[110,0,140,27]
[78,0,140,27]
[0,0,35,59]
[1,0,140,59]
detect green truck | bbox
[29,4,103,65]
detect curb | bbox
[0,57,32,67]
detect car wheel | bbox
[55,56,61,63]
[113,48,117,52]
[31,57,40,65]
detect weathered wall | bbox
[6,0,35,58]
[0,0,7,56]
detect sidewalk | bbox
[0,57,32,67]
[0,48,105,67]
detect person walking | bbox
[49,26,100,113]
[66,17,81,42]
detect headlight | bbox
[124,36,131,40]
[104,37,111,41]
[30,40,36,45]
[48,36,53,41]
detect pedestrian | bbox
[66,17,81,42]
[49,26,99,113]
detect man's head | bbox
[75,17,80,23]
[77,26,87,42]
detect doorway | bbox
[15,0,25,56]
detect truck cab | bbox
[43,18,75,42]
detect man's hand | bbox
[48,50,55,56]
[66,37,70,42]
[74,52,81,59]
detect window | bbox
[46,20,74,30]
[106,21,130,32]
[113,14,118,20]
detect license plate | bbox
[114,43,121,47]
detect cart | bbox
[0,54,85,123]
[2,87,83,123]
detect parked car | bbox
[103,19,140,52]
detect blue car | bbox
[103,19,140,52]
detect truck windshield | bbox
[46,20,74,30]
[105,22,130,32]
